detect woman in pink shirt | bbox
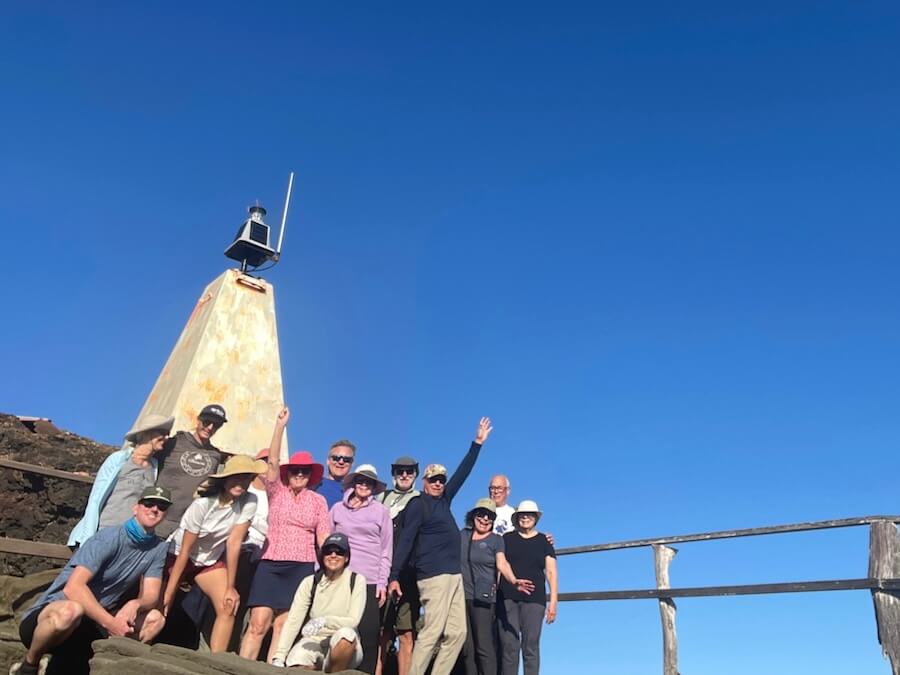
[239,407,330,662]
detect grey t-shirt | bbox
[25,525,167,619]
[99,461,155,528]
[460,528,504,602]
[155,431,223,538]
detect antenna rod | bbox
[276,171,294,255]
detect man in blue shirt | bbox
[388,417,493,675]
[316,439,357,508]
[11,486,172,675]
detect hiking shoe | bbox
[9,661,38,675]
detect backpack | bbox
[302,570,358,629]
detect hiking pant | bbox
[462,599,496,675]
[498,599,544,675]
[413,573,467,675]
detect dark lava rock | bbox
[0,413,116,576]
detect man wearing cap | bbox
[155,404,229,539]
[388,417,494,675]
[68,413,175,548]
[11,487,173,675]
[376,456,421,675]
[316,439,357,509]
[272,532,366,671]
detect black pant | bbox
[462,599,496,675]
[358,583,380,674]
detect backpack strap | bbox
[350,571,357,593]
[301,570,325,628]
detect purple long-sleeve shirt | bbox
[329,489,393,591]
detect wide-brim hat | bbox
[391,455,419,476]
[466,497,497,524]
[210,454,267,479]
[279,451,324,486]
[342,463,387,494]
[512,499,543,524]
[124,413,175,443]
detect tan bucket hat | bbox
[210,454,267,479]
[124,413,175,443]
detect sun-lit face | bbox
[488,477,510,507]
[423,474,446,497]
[196,416,223,443]
[328,446,355,479]
[473,509,496,534]
[393,467,416,491]
[133,499,169,529]
[286,466,311,490]
[224,473,253,498]
[322,547,348,573]
[353,477,374,499]
[515,512,537,532]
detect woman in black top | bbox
[498,500,558,675]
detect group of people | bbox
[11,403,558,675]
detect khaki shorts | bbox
[383,570,420,633]
[286,627,363,669]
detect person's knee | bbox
[247,611,272,636]
[397,630,414,648]
[50,601,84,632]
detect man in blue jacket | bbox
[387,417,493,675]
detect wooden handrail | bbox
[0,457,95,484]
[0,536,72,560]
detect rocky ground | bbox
[0,412,115,576]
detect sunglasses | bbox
[517,512,537,520]
[199,418,223,430]
[139,500,170,512]
[330,455,354,464]
[393,468,416,476]
[322,547,346,558]
[474,510,496,521]
[355,478,375,488]
[287,466,311,477]
[426,475,446,485]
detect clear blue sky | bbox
[2,2,900,673]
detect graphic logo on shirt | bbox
[180,451,216,477]
[495,521,510,535]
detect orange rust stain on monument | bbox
[185,292,213,329]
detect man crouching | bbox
[270,532,365,671]
[10,486,173,675]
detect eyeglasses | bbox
[488,486,508,493]
[474,511,496,521]
[139,500,170,512]
[322,548,346,558]
[393,468,416,476]
[517,513,537,520]
[330,455,354,464]
[425,475,446,485]
[288,466,311,477]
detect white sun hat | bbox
[512,499,543,525]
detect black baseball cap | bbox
[199,404,228,423]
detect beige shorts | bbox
[286,626,363,669]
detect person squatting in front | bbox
[163,453,265,652]
[329,463,393,674]
[388,417,494,675]
[239,407,330,662]
[376,455,421,675]
[271,532,366,671]
[11,487,173,675]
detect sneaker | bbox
[9,661,38,675]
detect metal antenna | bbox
[275,172,294,257]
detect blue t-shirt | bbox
[25,524,168,619]
[315,477,344,509]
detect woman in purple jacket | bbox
[329,464,393,675]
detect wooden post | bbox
[653,544,679,675]
[869,520,900,675]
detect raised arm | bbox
[266,406,290,483]
[446,416,493,501]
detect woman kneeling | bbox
[271,532,366,671]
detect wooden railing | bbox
[556,515,900,675]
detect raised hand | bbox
[276,406,290,428]
[475,417,493,445]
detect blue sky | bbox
[2,2,900,673]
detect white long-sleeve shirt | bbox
[273,568,367,661]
